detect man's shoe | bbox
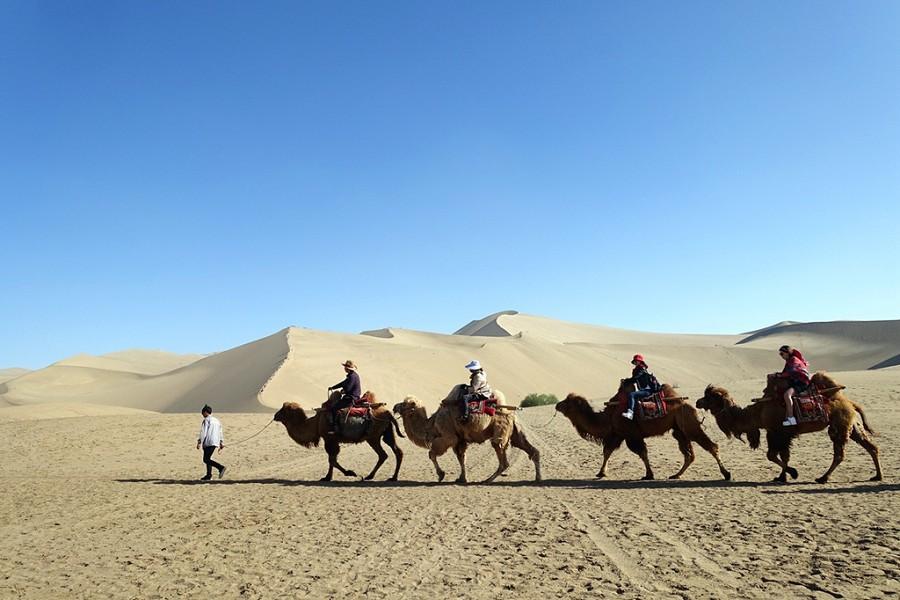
[200,475,212,481]
[218,467,227,479]
[622,410,634,420]
[782,417,798,426]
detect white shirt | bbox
[198,415,224,447]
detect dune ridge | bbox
[1,312,898,417]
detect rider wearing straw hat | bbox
[327,360,361,434]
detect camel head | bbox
[696,384,733,413]
[392,396,423,417]
[273,402,307,425]
[554,393,591,417]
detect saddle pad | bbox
[467,399,496,416]
[637,393,668,420]
[345,406,370,418]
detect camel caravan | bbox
[272,348,883,485]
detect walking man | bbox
[197,404,226,480]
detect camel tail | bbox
[388,412,405,438]
[852,402,876,436]
[747,429,761,450]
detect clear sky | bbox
[2,2,899,369]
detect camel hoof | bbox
[668,474,682,480]
[870,474,883,482]
[773,474,787,483]
[641,474,654,481]
[455,477,468,485]
[815,476,828,484]
[787,467,799,480]
[319,476,332,482]
[387,476,398,482]
[595,471,606,479]
[345,471,357,478]
[363,474,375,481]
[722,470,732,481]
[436,472,445,483]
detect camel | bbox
[696,372,882,483]
[391,384,541,484]
[555,381,731,481]
[273,392,405,482]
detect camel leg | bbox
[484,442,509,483]
[363,437,388,481]
[453,442,469,484]
[816,425,848,484]
[625,437,654,480]
[383,424,404,482]
[669,428,695,480]
[510,424,542,482]
[685,425,732,481]
[597,434,623,479]
[849,426,882,481]
[429,437,451,483]
[322,438,357,481]
[765,430,797,482]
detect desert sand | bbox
[0,312,897,598]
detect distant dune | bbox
[1,312,897,415]
[0,368,30,384]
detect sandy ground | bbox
[1,376,898,599]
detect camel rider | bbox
[770,345,811,427]
[461,360,491,421]
[327,360,361,434]
[622,354,661,421]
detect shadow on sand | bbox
[115,477,766,490]
[761,481,898,495]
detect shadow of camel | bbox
[115,477,765,490]
[762,482,898,495]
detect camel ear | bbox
[705,384,713,392]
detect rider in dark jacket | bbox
[327,360,361,434]
[622,354,660,421]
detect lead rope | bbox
[227,419,275,447]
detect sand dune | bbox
[0,367,30,384]
[54,349,205,374]
[2,312,898,415]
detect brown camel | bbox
[391,384,541,483]
[273,393,405,482]
[696,372,882,483]
[555,381,731,481]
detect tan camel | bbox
[273,393,404,481]
[696,372,882,483]
[555,381,731,480]
[391,384,541,483]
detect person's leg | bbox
[206,447,225,474]
[459,394,470,421]
[784,387,795,418]
[202,446,215,478]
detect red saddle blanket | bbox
[793,388,828,423]
[467,396,497,417]
[637,392,668,420]
[344,406,371,418]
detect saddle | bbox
[792,386,829,423]
[636,390,668,420]
[467,394,498,417]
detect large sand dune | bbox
[1,312,898,417]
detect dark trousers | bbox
[330,396,354,429]
[203,446,224,477]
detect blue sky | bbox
[2,2,899,368]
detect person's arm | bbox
[197,420,205,449]
[330,376,349,391]
[218,420,224,450]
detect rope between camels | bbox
[227,419,275,447]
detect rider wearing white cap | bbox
[461,360,491,421]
